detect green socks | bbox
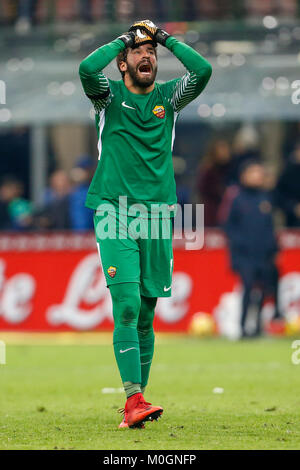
[138,330,155,391]
[113,326,141,385]
[109,284,157,399]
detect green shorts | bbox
[94,211,173,298]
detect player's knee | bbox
[118,293,141,328]
[138,298,156,335]
[137,309,154,336]
[138,309,155,333]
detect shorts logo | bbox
[152,105,165,119]
[107,266,117,278]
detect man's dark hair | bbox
[0,175,23,188]
[116,49,129,79]
[116,45,157,79]
[238,159,262,178]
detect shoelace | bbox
[119,399,151,413]
[138,398,152,408]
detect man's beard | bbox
[126,61,157,88]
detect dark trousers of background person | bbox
[79,0,92,22]
[237,260,281,337]
[18,0,38,19]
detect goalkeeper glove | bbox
[133,27,157,47]
[117,29,155,49]
[129,19,170,46]
[155,29,170,46]
[129,19,158,38]
[117,32,135,48]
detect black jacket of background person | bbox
[276,160,300,227]
[224,186,278,272]
[0,201,11,230]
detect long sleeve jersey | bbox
[79,36,212,211]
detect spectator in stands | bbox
[42,169,71,205]
[197,139,232,227]
[229,125,261,184]
[0,176,33,230]
[15,0,38,34]
[276,141,300,227]
[0,180,12,230]
[69,156,94,231]
[223,160,281,338]
[153,0,168,21]
[79,0,93,23]
[35,170,71,230]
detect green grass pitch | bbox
[0,335,300,450]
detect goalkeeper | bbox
[79,20,212,429]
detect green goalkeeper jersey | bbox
[79,36,212,212]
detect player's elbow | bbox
[203,61,212,81]
[194,60,212,85]
[79,60,87,77]
[197,61,212,88]
[79,58,94,77]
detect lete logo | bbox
[0,259,35,323]
[0,253,192,330]
[46,254,192,329]
[47,253,113,330]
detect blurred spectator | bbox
[153,0,168,21]
[0,177,33,231]
[0,182,11,230]
[104,0,116,21]
[69,156,94,231]
[1,0,299,25]
[35,170,72,230]
[229,125,261,184]
[184,0,198,21]
[15,0,38,34]
[223,160,281,338]
[79,0,92,23]
[197,139,232,227]
[263,164,278,192]
[276,142,300,227]
[0,127,31,200]
[42,169,71,205]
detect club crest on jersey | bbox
[152,105,165,119]
[107,266,117,278]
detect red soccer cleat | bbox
[125,393,163,428]
[118,414,129,429]
[118,407,145,429]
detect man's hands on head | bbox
[129,20,158,38]
[118,20,170,49]
[117,28,156,48]
[155,28,170,46]
[117,32,135,48]
[129,19,170,47]
[118,32,135,48]
[134,28,156,47]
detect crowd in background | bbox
[1,0,300,32]
[1,1,300,233]
[196,135,300,229]
[1,127,300,232]
[195,129,300,334]
[0,156,94,232]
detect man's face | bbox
[121,43,157,88]
[241,164,265,189]
[0,182,21,202]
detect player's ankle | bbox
[124,381,142,399]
